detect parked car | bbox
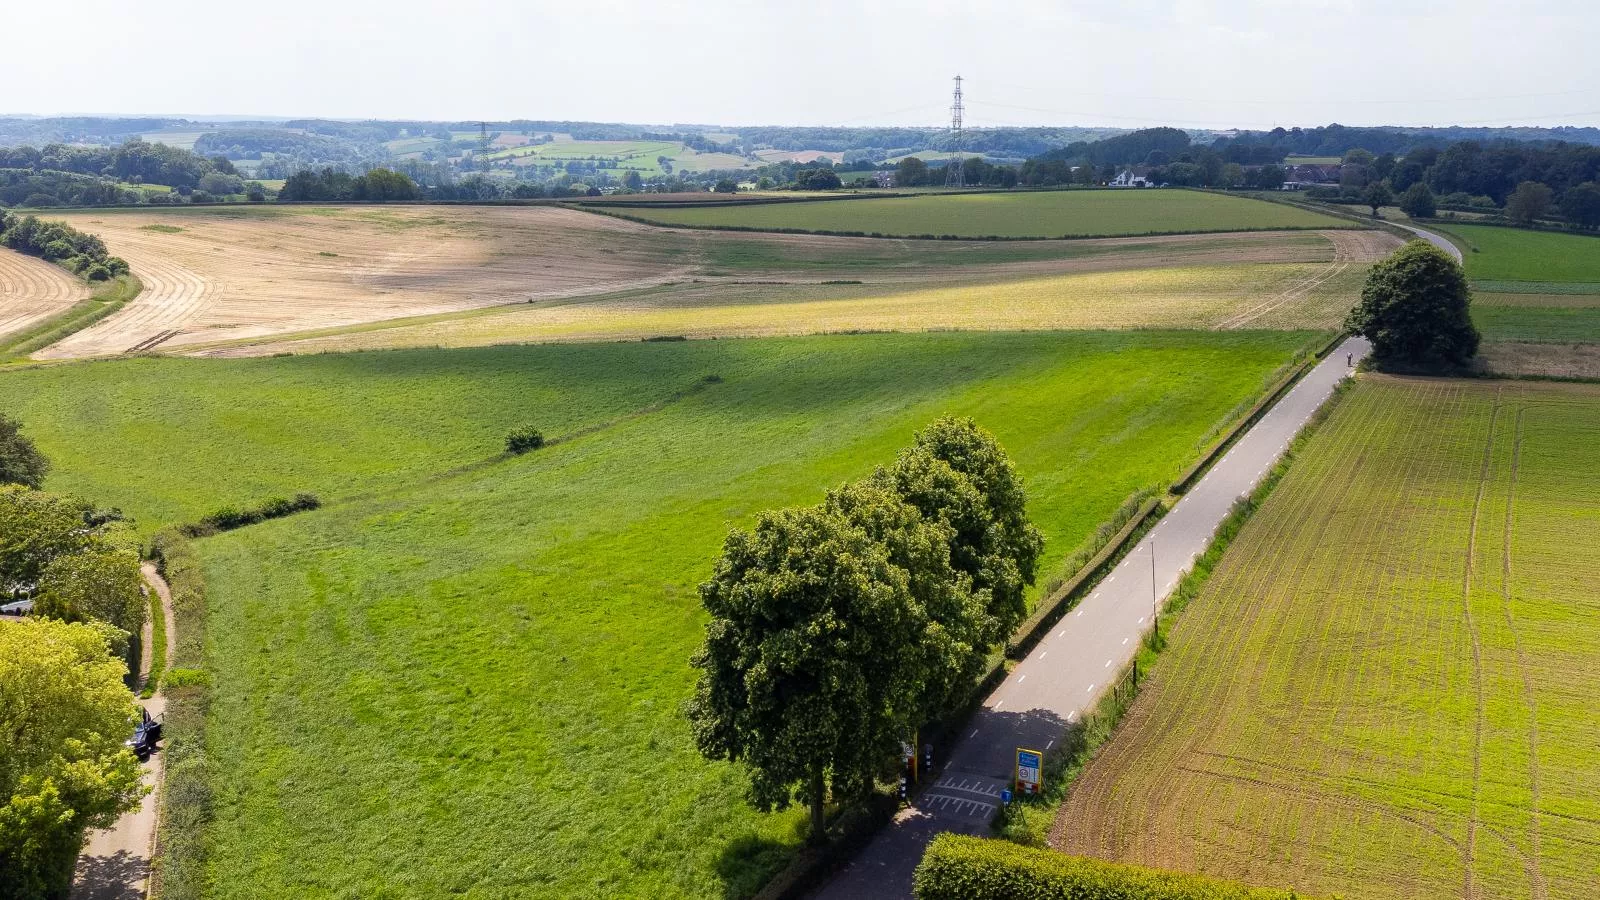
[0,599,32,617]
[127,707,163,760]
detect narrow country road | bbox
[72,564,176,900]
[1390,220,1464,263]
[814,335,1373,899]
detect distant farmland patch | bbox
[1055,376,1600,899]
[600,189,1357,239]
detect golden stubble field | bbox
[36,205,698,358]
[0,247,88,340]
[23,205,1398,359]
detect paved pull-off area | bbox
[72,564,176,900]
[815,335,1373,899]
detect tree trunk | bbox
[807,767,827,846]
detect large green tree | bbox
[1505,180,1553,225]
[1363,180,1394,217]
[0,618,144,900]
[34,549,145,636]
[0,487,92,593]
[1345,240,1479,370]
[0,415,49,490]
[885,417,1043,644]
[1398,182,1436,218]
[1561,182,1600,230]
[687,504,930,842]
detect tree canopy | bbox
[1346,241,1480,370]
[687,417,1040,843]
[0,618,144,900]
[0,414,49,490]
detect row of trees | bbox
[0,211,130,281]
[277,167,421,202]
[1,418,148,899]
[688,418,1042,841]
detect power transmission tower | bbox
[945,75,965,187]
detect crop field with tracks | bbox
[597,189,1355,238]
[175,228,1395,358]
[1054,376,1600,899]
[0,246,88,340]
[0,330,1312,898]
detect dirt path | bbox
[72,564,176,900]
[0,247,89,341]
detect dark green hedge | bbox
[913,835,1310,900]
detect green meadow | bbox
[0,331,1311,898]
[600,189,1353,239]
[1443,224,1600,284]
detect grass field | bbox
[601,190,1356,239]
[1473,292,1600,344]
[1440,224,1600,285]
[1054,376,1600,898]
[0,331,1312,897]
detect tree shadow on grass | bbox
[716,832,796,900]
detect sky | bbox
[10,0,1600,129]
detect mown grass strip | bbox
[140,575,167,700]
[0,274,141,362]
[147,529,211,900]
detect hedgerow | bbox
[913,834,1310,900]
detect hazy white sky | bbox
[10,0,1599,129]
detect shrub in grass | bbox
[180,492,320,537]
[506,426,545,454]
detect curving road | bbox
[1389,220,1463,263]
[815,334,1373,899]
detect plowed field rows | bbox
[0,247,88,340]
[1053,376,1600,899]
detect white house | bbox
[1110,169,1151,188]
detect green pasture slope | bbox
[0,331,1312,898]
[601,189,1353,239]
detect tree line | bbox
[0,142,259,208]
[0,210,130,281]
[1,417,148,900]
[688,417,1042,842]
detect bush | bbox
[506,426,545,454]
[179,492,320,536]
[913,834,1310,900]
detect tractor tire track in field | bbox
[1459,389,1501,900]
[1501,405,1547,900]
[1213,230,1383,331]
[36,248,213,359]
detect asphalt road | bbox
[815,334,1373,899]
[1390,220,1464,263]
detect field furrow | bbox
[0,246,89,340]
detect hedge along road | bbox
[814,334,1373,899]
[72,564,177,900]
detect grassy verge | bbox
[990,378,1356,847]
[147,529,211,900]
[140,575,167,700]
[0,274,141,362]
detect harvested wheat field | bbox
[185,228,1397,357]
[1053,376,1600,899]
[35,205,700,358]
[0,247,88,340]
